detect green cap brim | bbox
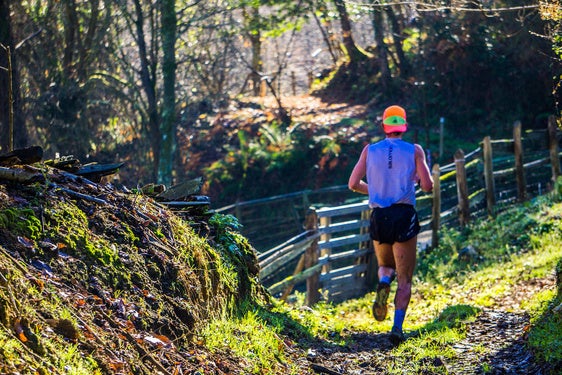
[383,115,407,125]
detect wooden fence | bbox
[258,202,375,304]
[215,185,358,252]
[222,118,561,304]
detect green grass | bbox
[527,297,562,364]
[201,304,303,374]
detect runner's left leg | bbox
[392,236,417,312]
[374,240,395,281]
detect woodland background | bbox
[0,0,560,208]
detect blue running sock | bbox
[380,275,392,285]
[393,309,406,331]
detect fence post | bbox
[513,121,527,202]
[304,208,320,305]
[431,163,441,248]
[319,215,331,273]
[360,207,376,290]
[455,149,470,226]
[482,136,496,216]
[548,115,561,183]
[280,255,305,301]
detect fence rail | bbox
[229,117,562,304]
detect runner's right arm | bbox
[348,145,369,194]
[414,144,433,193]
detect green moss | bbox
[207,213,264,300]
[43,201,119,266]
[38,200,134,292]
[0,179,275,373]
[0,256,102,375]
[0,207,42,240]
[120,221,140,244]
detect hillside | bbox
[0,165,268,374]
[175,93,542,209]
[177,95,373,208]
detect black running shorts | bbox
[369,204,420,244]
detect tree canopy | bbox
[0,0,559,204]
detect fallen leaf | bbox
[13,318,28,342]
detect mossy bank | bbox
[0,168,267,374]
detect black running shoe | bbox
[372,282,390,321]
[389,326,405,345]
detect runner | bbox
[348,105,433,344]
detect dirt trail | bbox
[304,275,557,375]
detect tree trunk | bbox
[333,0,368,64]
[244,5,263,96]
[0,0,19,152]
[312,11,339,65]
[158,0,177,187]
[371,4,391,90]
[62,0,78,78]
[133,0,160,182]
[75,0,100,75]
[0,0,10,152]
[0,0,26,151]
[385,6,411,77]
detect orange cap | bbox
[382,105,407,133]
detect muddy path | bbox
[305,310,538,374]
[302,275,557,375]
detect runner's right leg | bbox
[390,236,417,339]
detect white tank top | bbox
[366,138,417,208]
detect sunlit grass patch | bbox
[284,291,394,338]
[386,328,462,374]
[289,199,561,372]
[522,289,557,322]
[0,331,27,372]
[526,252,562,367]
[527,292,562,365]
[56,344,101,375]
[411,199,562,314]
[202,307,301,374]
